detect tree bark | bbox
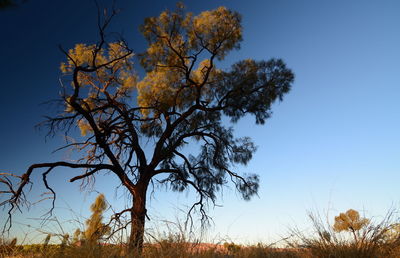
[128,183,147,253]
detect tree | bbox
[0,5,294,252]
[333,209,370,243]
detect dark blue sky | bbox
[1,0,400,243]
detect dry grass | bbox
[1,237,398,257]
[2,210,400,257]
[0,242,309,258]
[288,209,400,258]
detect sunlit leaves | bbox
[333,209,370,232]
[191,59,221,87]
[137,5,242,116]
[189,6,242,59]
[60,41,136,136]
[137,66,188,117]
[60,42,135,91]
[64,96,74,113]
[84,194,110,244]
[140,5,190,70]
[77,119,92,136]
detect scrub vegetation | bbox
[2,195,400,257]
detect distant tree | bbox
[333,209,370,242]
[0,4,294,253]
[84,194,110,245]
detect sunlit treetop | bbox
[140,6,241,66]
[137,6,242,118]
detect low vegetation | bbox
[2,195,400,257]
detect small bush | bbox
[289,209,400,258]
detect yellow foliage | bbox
[64,96,74,113]
[84,194,110,244]
[119,70,137,90]
[77,119,92,136]
[137,58,222,117]
[60,42,135,89]
[82,97,96,111]
[191,59,211,84]
[123,74,136,89]
[189,6,242,59]
[383,223,400,243]
[62,6,242,126]
[60,44,99,73]
[137,66,187,116]
[333,209,370,232]
[137,6,242,117]
[65,94,99,114]
[60,42,136,135]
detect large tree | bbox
[0,5,294,252]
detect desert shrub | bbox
[84,194,111,245]
[224,242,242,255]
[289,209,400,258]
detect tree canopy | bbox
[333,209,370,233]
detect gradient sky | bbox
[1,0,400,244]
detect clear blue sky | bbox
[1,0,399,244]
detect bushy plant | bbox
[84,194,111,245]
[289,209,400,258]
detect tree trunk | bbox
[351,228,359,246]
[128,183,147,254]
